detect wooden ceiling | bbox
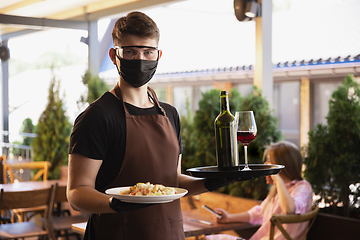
[0,0,182,40]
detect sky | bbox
[4,0,359,142]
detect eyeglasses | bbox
[114,46,159,60]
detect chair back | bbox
[0,184,57,227]
[1,155,6,183]
[2,157,51,183]
[269,206,319,240]
[0,185,56,211]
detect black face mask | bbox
[116,57,158,88]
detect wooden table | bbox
[183,208,255,237]
[1,182,256,237]
[71,208,256,237]
[0,179,67,192]
[72,221,87,235]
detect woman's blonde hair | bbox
[263,140,303,181]
[261,141,303,212]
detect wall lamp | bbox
[245,0,261,18]
[0,43,10,61]
[234,0,261,22]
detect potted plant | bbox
[304,74,360,218]
[304,74,360,239]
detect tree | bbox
[304,74,360,217]
[32,73,72,179]
[78,71,109,106]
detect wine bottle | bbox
[214,91,238,169]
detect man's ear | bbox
[158,49,163,60]
[109,48,117,64]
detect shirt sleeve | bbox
[68,104,109,160]
[291,180,313,214]
[247,201,266,225]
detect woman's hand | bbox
[212,208,251,224]
[213,208,229,223]
[270,173,281,184]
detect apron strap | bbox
[147,86,166,116]
[113,84,166,116]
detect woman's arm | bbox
[213,208,250,223]
[67,153,115,213]
[272,175,296,214]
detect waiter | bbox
[67,11,237,240]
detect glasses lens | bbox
[116,46,158,60]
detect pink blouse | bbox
[248,179,313,240]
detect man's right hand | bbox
[109,197,154,213]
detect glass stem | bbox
[244,145,248,167]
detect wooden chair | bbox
[0,184,56,239]
[0,155,11,224]
[47,184,89,240]
[269,206,319,240]
[0,155,6,184]
[2,157,50,184]
[2,157,51,222]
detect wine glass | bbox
[235,111,257,171]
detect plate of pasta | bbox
[106,182,188,204]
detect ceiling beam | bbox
[68,0,183,21]
[0,28,41,41]
[0,13,87,30]
[0,0,45,14]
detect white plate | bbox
[105,186,188,204]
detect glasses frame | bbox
[114,45,159,61]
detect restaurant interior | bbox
[1,0,360,239]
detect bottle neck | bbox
[220,92,230,112]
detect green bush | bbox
[181,89,241,171]
[181,87,282,200]
[304,74,360,217]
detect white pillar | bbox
[88,20,100,75]
[1,42,9,155]
[253,0,273,109]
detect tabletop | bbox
[0,179,67,192]
[183,208,254,237]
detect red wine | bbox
[237,131,257,146]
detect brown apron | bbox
[86,84,184,240]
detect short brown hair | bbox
[112,11,160,45]
[263,141,303,181]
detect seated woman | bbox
[206,141,313,240]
